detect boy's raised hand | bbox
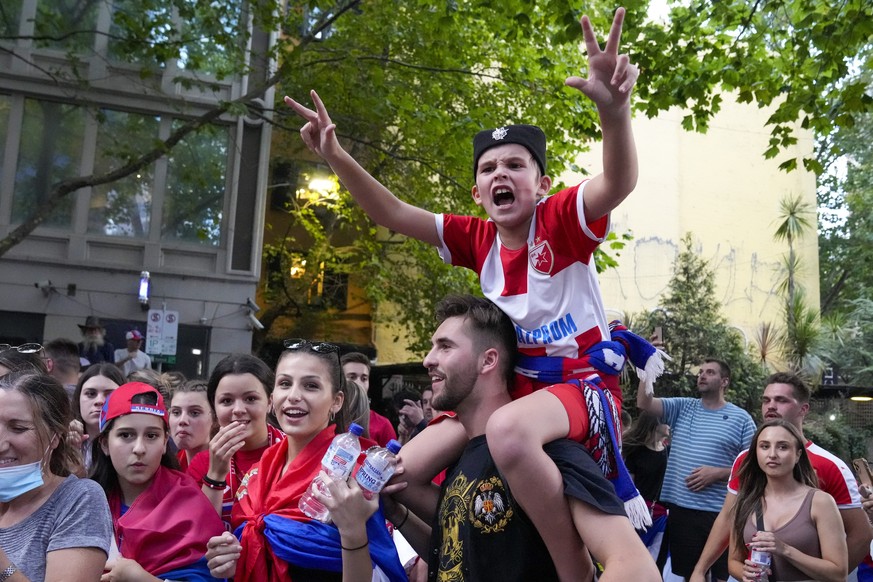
[284,90,342,160]
[565,7,639,112]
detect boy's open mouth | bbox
[493,188,515,206]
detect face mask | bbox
[0,460,44,502]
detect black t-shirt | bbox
[623,444,668,502]
[428,436,625,582]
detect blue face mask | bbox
[0,459,45,503]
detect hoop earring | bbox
[329,410,336,422]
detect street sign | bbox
[146,309,179,356]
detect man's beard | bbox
[431,362,479,412]
[82,336,105,351]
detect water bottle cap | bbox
[348,423,364,436]
[386,439,402,454]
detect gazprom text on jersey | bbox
[516,313,577,345]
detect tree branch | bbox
[820,268,851,315]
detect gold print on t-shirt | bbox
[437,471,517,581]
[437,472,472,582]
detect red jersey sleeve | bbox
[727,449,748,494]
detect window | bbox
[1,0,22,38]
[0,95,9,188]
[321,270,348,310]
[175,0,244,79]
[162,122,228,245]
[107,0,173,66]
[13,99,85,227]
[89,109,159,238]
[34,0,98,53]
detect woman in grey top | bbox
[0,372,112,581]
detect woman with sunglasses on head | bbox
[69,363,124,475]
[187,354,285,527]
[729,419,847,582]
[170,380,217,471]
[0,372,112,582]
[0,344,48,378]
[92,381,225,581]
[205,339,405,582]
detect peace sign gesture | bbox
[284,90,342,161]
[565,7,639,113]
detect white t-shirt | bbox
[113,349,152,376]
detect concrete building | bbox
[0,0,275,377]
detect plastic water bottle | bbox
[750,547,771,582]
[355,439,402,500]
[299,423,364,521]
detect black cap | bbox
[472,125,547,177]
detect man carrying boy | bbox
[387,295,660,582]
[287,8,656,579]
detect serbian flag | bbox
[110,465,225,580]
[232,425,406,582]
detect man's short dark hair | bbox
[435,295,518,383]
[703,358,731,384]
[44,338,81,375]
[340,352,371,371]
[766,371,810,404]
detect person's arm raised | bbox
[635,378,664,417]
[285,91,440,246]
[565,8,639,222]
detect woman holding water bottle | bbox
[204,339,405,582]
[728,419,847,582]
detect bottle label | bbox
[357,457,393,493]
[750,549,771,567]
[326,447,356,476]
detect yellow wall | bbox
[582,94,818,341]
[375,94,819,363]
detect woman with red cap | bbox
[91,382,225,581]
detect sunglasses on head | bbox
[0,343,44,354]
[283,339,341,359]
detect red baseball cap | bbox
[99,382,167,433]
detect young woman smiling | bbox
[92,382,225,581]
[186,354,284,527]
[204,340,404,582]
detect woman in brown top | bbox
[729,419,847,582]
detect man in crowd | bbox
[113,329,152,376]
[398,386,434,441]
[636,358,756,582]
[44,338,82,399]
[341,351,398,446]
[393,295,660,581]
[689,371,873,582]
[77,315,114,366]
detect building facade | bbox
[0,0,274,377]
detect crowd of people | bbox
[4,4,873,582]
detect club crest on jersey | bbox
[529,240,554,275]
